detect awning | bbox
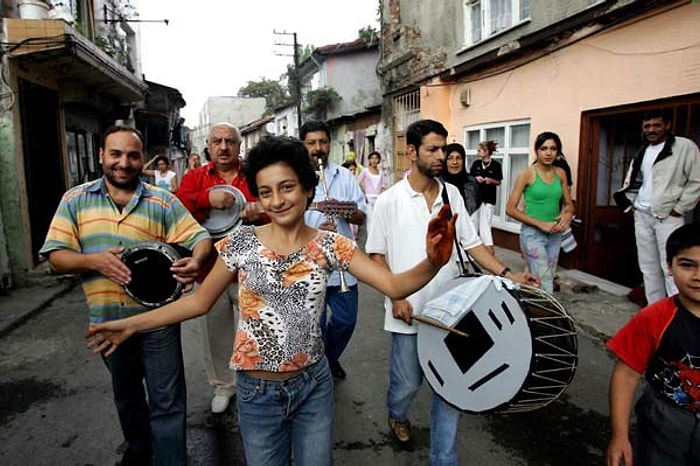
[4,19,146,102]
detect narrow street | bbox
[0,276,616,465]
[2,1,697,464]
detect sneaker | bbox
[388,417,411,443]
[330,361,347,379]
[211,394,231,414]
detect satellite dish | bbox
[265,122,276,135]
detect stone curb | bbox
[0,274,79,338]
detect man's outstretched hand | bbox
[426,205,457,267]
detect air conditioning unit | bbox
[460,87,471,107]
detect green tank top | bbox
[524,169,562,223]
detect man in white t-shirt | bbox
[366,119,538,465]
[614,109,700,305]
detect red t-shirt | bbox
[177,162,256,223]
[177,162,267,281]
[607,296,700,412]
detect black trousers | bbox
[634,384,700,466]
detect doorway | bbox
[578,95,700,287]
[18,79,65,264]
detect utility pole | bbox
[274,30,302,135]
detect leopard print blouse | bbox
[216,225,356,373]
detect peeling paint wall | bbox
[0,91,27,287]
[0,14,25,288]
[379,0,639,96]
[377,0,680,182]
[441,1,700,193]
[0,119,13,289]
[379,0,453,94]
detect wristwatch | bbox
[499,267,511,277]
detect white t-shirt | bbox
[155,170,177,192]
[365,178,482,334]
[634,142,664,211]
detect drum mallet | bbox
[412,315,469,338]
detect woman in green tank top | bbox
[506,132,575,292]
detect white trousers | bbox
[634,210,683,304]
[199,284,238,396]
[365,195,378,236]
[473,203,495,246]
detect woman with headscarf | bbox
[442,143,482,230]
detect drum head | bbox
[418,276,534,413]
[418,276,577,414]
[121,242,183,308]
[201,185,246,237]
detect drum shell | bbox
[418,276,578,414]
[503,285,578,413]
[201,185,246,239]
[121,242,185,308]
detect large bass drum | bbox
[417,275,578,413]
[121,242,185,308]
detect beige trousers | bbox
[199,284,238,397]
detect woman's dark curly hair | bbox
[243,136,319,203]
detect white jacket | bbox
[614,134,700,218]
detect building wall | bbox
[0,62,61,286]
[424,2,700,200]
[0,116,17,288]
[241,125,272,158]
[325,49,382,120]
[200,97,266,130]
[193,96,267,152]
[274,105,298,138]
[380,0,637,93]
[0,3,147,287]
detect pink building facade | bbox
[380,0,700,287]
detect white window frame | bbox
[463,119,531,234]
[463,0,531,47]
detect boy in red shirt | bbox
[607,222,700,466]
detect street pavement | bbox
[0,247,640,465]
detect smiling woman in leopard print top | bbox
[86,135,456,466]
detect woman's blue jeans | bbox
[236,358,335,466]
[519,224,562,293]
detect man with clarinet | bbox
[302,121,368,380]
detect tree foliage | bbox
[298,44,314,61]
[286,64,300,105]
[358,25,379,42]
[303,88,341,121]
[237,78,291,115]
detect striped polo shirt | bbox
[40,177,210,323]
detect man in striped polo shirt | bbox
[40,125,211,466]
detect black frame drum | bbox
[417,275,578,414]
[121,242,184,308]
[201,185,247,238]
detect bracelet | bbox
[499,267,511,277]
